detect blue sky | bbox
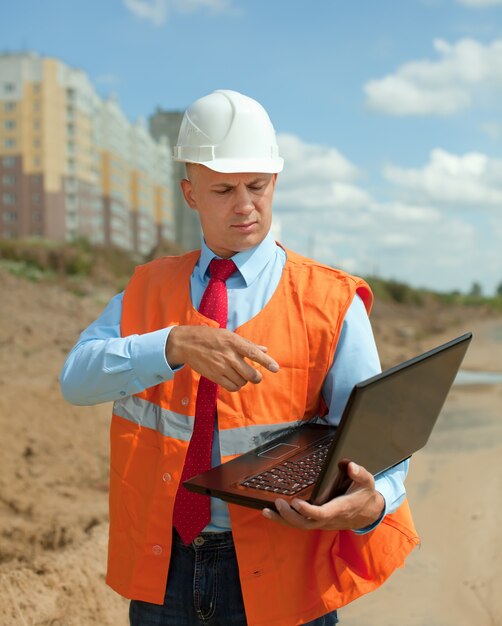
[2,0,502,294]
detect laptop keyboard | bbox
[239,438,332,496]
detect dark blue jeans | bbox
[129,530,339,626]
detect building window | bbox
[3,211,17,222]
[4,139,15,149]
[2,193,16,205]
[32,193,41,204]
[33,119,40,130]
[4,102,15,112]
[33,211,42,222]
[66,194,77,210]
[2,174,16,185]
[4,120,16,130]
[33,156,41,167]
[2,156,15,167]
[33,138,41,148]
[4,83,15,93]
[33,100,40,111]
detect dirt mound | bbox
[0,269,128,625]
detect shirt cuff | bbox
[130,326,176,388]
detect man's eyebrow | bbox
[211,182,235,189]
[211,177,268,189]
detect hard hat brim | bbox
[178,156,284,174]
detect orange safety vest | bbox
[107,247,419,626]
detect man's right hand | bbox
[165,325,280,392]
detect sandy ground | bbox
[0,267,501,626]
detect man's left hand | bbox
[262,461,385,531]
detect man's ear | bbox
[180,178,197,210]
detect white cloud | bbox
[352,201,489,293]
[380,232,416,248]
[274,135,501,293]
[480,121,502,141]
[365,77,470,116]
[275,133,368,211]
[369,201,441,223]
[275,182,371,212]
[372,151,502,293]
[278,133,360,184]
[174,0,234,13]
[457,0,502,6]
[364,38,502,116]
[95,73,121,86]
[124,0,167,26]
[277,188,492,293]
[123,0,233,26]
[383,148,502,207]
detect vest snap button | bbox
[181,397,189,406]
[152,545,163,556]
[193,536,205,546]
[162,472,171,482]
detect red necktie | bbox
[173,258,238,544]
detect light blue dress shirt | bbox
[61,233,408,532]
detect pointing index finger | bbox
[240,339,279,373]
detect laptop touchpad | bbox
[258,443,299,459]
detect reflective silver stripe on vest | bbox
[113,395,316,456]
[113,395,195,442]
[220,415,328,456]
[219,421,306,457]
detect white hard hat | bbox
[173,89,284,174]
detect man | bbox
[61,90,418,626]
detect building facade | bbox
[0,52,174,254]
[149,108,201,251]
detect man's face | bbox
[180,165,277,258]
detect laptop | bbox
[185,332,472,511]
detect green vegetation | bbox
[365,274,502,311]
[0,258,56,282]
[364,276,427,306]
[1,238,501,311]
[0,237,149,289]
[434,290,502,311]
[0,238,96,279]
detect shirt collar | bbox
[197,233,277,287]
